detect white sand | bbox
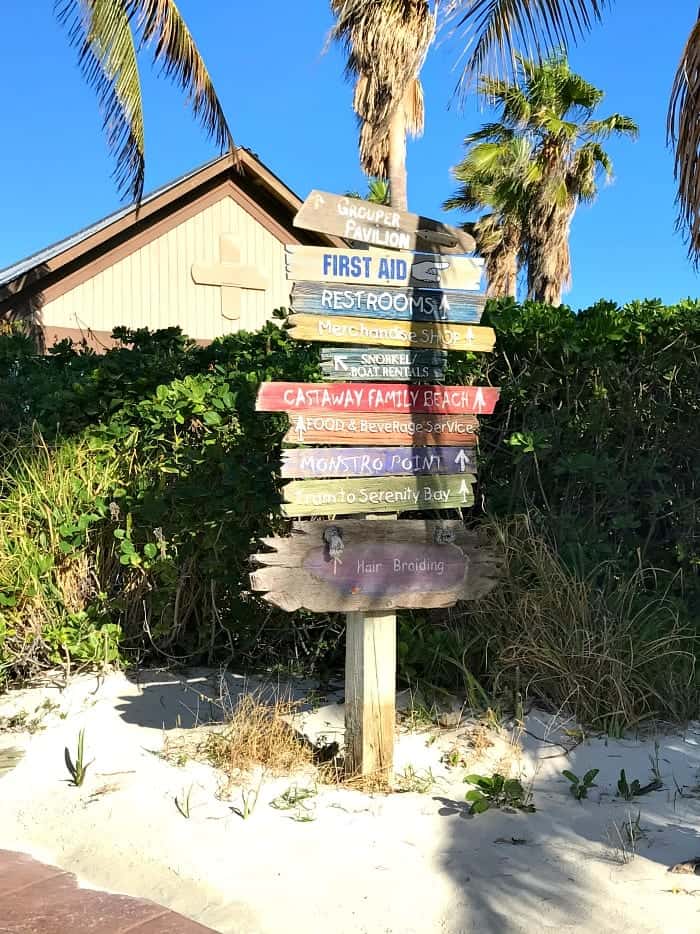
[2,668,700,933]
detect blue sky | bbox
[1,0,698,309]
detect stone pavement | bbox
[0,849,216,933]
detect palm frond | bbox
[127,0,234,152]
[668,15,700,262]
[56,0,145,199]
[57,0,234,201]
[568,141,612,201]
[585,114,639,140]
[464,122,517,145]
[443,0,609,87]
[331,0,435,175]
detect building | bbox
[0,150,341,349]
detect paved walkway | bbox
[0,850,216,933]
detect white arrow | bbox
[455,449,471,472]
[333,354,349,372]
[459,479,471,503]
[312,193,326,209]
[294,415,306,443]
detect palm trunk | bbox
[486,250,518,299]
[527,200,572,306]
[388,104,408,211]
[485,224,520,298]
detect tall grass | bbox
[0,431,124,681]
[449,517,700,729]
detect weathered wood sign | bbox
[285,247,484,291]
[286,314,495,352]
[250,520,502,612]
[257,382,500,415]
[291,282,485,324]
[280,445,476,478]
[281,474,475,517]
[282,412,479,446]
[293,190,477,254]
[320,347,446,381]
[252,184,501,783]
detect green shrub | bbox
[0,297,698,719]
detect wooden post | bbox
[345,609,396,782]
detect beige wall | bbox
[42,195,290,340]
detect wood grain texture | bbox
[282,411,479,446]
[249,520,502,612]
[286,314,496,352]
[280,445,476,478]
[285,246,484,291]
[257,382,500,415]
[291,282,485,323]
[320,346,446,381]
[293,190,476,255]
[345,611,396,781]
[280,474,476,517]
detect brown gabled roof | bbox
[0,148,343,313]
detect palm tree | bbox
[57,0,233,201]
[457,55,637,305]
[345,178,392,204]
[444,136,534,298]
[444,1,700,262]
[330,1,436,210]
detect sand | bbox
[1,668,700,933]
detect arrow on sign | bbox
[333,354,349,372]
[455,450,471,472]
[311,192,326,209]
[459,479,472,503]
[293,415,306,443]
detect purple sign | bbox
[303,543,466,597]
[281,445,476,479]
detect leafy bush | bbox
[0,297,698,725]
[447,297,700,604]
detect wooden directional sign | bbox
[285,247,484,291]
[293,190,477,255]
[287,314,495,352]
[283,412,479,446]
[291,282,485,324]
[280,474,475,517]
[250,520,502,612]
[320,347,446,381]
[257,382,500,415]
[281,445,476,479]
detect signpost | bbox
[285,246,484,290]
[286,314,496,352]
[281,474,475,517]
[291,282,485,323]
[293,190,477,254]
[280,445,476,478]
[251,520,502,612]
[282,412,480,446]
[249,189,500,784]
[320,348,446,382]
[256,382,500,415]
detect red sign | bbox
[256,382,499,415]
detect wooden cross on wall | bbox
[191,234,269,322]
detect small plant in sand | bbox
[395,765,436,794]
[616,768,662,801]
[606,810,647,864]
[232,774,265,820]
[64,729,92,787]
[463,773,535,816]
[175,785,194,819]
[270,783,317,821]
[563,768,599,800]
